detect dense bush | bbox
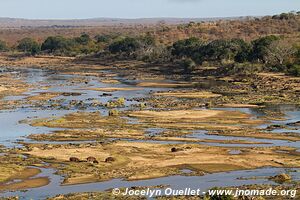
[288,64,300,76]
[171,37,204,58]
[180,58,196,74]
[0,40,8,52]
[250,35,280,63]
[41,36,74,54]
[17,38,40,55]
[95,34,111,43]
[95,34,120,44]
[108,37,141,54]
[1,19,299,77]
[171,38,252,64]
[74,33,91,45]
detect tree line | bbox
[0,32,299,76]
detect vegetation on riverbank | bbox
[0,11,300,200]
[0,12,299,78]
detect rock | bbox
[93,160,99,164]
[205,102,212,108]
[101,93,112,97]
[266,124,286,130]
[69,157,80,162]
[269,173,291,183]
[287,121,300,126]
[105,157,115,162]
[171,147,182,152]
[86,156,97,163]
[61,92,81,96]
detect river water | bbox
[0,67,299,199]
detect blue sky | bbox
[0,0,299,19]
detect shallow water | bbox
[2,167,299,200]
[0,109,70,148]
[1,67,300,148]
[184,130,300,148]
[216,105,300,135]
[0,67,168,147]
[1,67,300,198]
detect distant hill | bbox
[0,17,249,28]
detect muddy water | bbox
[1,67,300,198]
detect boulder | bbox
[105,157,115,163]
[69,157,80,162]
[171,147,182,152]
[86,156,97,163]
[269,173,291,183]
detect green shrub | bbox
[74,33,91,45]
[250,35,280,63]
[288,64,300,76]
[17,38,40,55]
[41,36,75,54]
[180,58,196,73]
[0,40,8,52]
[108,37,141,54]
[220,63,263,76]
[171,37,204,58]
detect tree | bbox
[271,12,296,20]
[288,64,300,76]
[95,34,111,43]
[171,37,204,58]
[108,37,141,54]
[17,38,40,55]
[231,39,252,63]
[141,45,172,63]
[251,35,280,63]
[0,40,8,52]
[135,34,157,59]
[74,33,91,45]
[265,39,297,65]
[201,39,241,61]
[41,36,74,53]
[297,48,300,61]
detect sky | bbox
[0,0,299,19]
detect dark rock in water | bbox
[69,157,80,162]
[287,121,300,126]
[266,124,286,130]
[61,92,81,96]
[105,157,115,162]
[101,93,113,97]
[269,173,291,183]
